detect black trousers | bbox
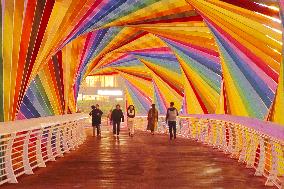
[168,121,176,139]
[113,121,121,135]
[93,125,101,136]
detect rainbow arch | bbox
[0,0,283,125]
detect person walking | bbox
[147,104,158,135]
[89,104,103,137]
[107,108,113,126]
[127,105,135,137]
[111,104,124,136]
[166,102,178,140]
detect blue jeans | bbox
[168,121,176,139]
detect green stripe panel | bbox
[31,76,53,116]
[34,76,54,115]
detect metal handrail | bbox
[134,114,284,188]
[0,113,88,185]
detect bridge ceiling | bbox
[0,0,283,125]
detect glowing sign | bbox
[97,90,123,96]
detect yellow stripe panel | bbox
[105,0,192,27]
[220,54,249,116]
[208,0,281,30]
[3,0,15,121]
[267,62,284,124]
[38,68,60,115]
[138,58,183,89]
[176,53,219,113]
[31,0,73,84]
[10,0,25,120]
[119,71,153,97]
[152,74,182,110]
[181,68,204,114]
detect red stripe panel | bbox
[13,0,37,119]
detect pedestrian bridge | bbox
[1,0,284,188]
[0,114,283,188]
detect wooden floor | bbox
[2,129,274,189]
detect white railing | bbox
[0,113,88,185]
[135,114,284,188]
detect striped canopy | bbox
[0,0,283,125]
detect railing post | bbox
[69,122,76,150]
[196,119,201,140]
[77,121,84,145]
[197,120,203,142]
[202,120,210,145]
[198,120,203,142]
[23,131,33,175]
[208,120,215,146]
[191,119,197,140]
[5,133,18,183]
[246,133,257,168]
[76,122,82,146]
[177,117,181,135]
[77,119,86,146]
[55,126,64,157]
[238,129,247,163]
[187,119,192,138]
[73,122,79,148]
[255,136,265,176]
[47,127,56,161]
[185,118,191,138]
[36,129,46,168]
[195,119,199,140]
[188,118,193,138]
[222,122,229,154]
[265,141,279,186]
[62,124,70,153]
[231,126,241,159]
[227,123,234,154]
[77,120,84,145]
[215,121,222,149]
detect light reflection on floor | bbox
[1,128,274,189]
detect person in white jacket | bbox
[166,102,178,140]
[127,105,135,137]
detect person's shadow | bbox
[116,136,120,144]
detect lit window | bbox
[85,77,89,86]
[94,76,101,87]
[90,77,95,87]
[77,94,83,101]
[104,76,114,87]
[85,75,117,87]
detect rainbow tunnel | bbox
[0,0,284,188]
[0,0,283,123]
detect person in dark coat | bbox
[111,104,124,136]
[89,104,103,137]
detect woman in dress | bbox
[147,104,158,135]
